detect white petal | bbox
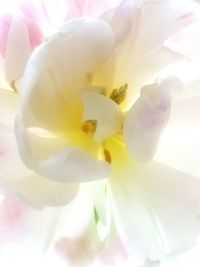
[0,174,79,209]
[81,92,123,141]
[124,77,182,162]
[5,17,31,84]
[0,90,32,181]
[0,88,18,129]
[165,21,200,61]
[110,160,200,262]
[0,129,31,181]
[96,0,199,109]
[155,95,200,177]
[15,117,111,182]
[21,18,115,134]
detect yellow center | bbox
[75,84,128,165]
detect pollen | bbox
[103,148,112,164]
[110,83,128,105]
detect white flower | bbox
[1,0,200,266]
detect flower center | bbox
[80,84,128,164]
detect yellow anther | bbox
[110,83,128,105]
[103,148,112,164]
[81,120,96,134]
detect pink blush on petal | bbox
[23,18,43,50]
[0,14,13,56]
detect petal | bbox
[21,18,115,134]
[0,14,12,57]
[109,156,200,263]
[0,88,18,128]
[0,197,69,258]
[155,95,200,177]
[81,92,123,141]
[0,130,31,181]
[69,0,122,17]
[97,0,200,109]
[15,117,111,182]
[124,77,182,162]
[165,21,200,61]
[0,89,31,181]
[4,16,31,84]
[0,174,79,209]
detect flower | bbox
[1,0,200,266]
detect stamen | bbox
[110,83,128,105]
[103,148,112,164]
[81,120,96,134]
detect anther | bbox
[103,148,112,164]
[110,83,128,105]
[81,120,96,134]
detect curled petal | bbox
[124,77,182,162]
[21,18,115,134]
[15,117,111,183]
[81,92,123,141]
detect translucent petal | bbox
[124,77,182,162]
[21,18,115,134]
[15,117,111,183]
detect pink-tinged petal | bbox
[0,14,12,57]
[0,174,79,209]
[110,155,200,263]
[101,0,141,45]
[165,21,200,61]
[41,0,71,30]
[0,197,30,247]
[155,95,200,177]
[71,0,123,17]
[0,196,69,256]
[124,77,182,162]
[99,230,128,266]
[23,17,43,50]
[4,16,31,84]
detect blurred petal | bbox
[0,174,79,209]
[0,130,31,181]
[93,0,198,109]
[0,14,12,57]
[124,77,182,162]
[165,21,200,61]
[0,89,31,181]
[71,0,123,17]
[21,18,115,134]
[110,157,200,263]
[0,88,18,128]
[0,197,68,255]
[4,16,31,83]
[156,95,200,177]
